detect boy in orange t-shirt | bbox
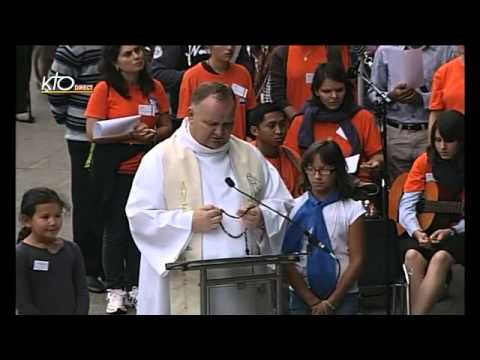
[177,45,256,140]
[249,103,303,197]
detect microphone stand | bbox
[352,54,391,218]
[352,56,395,314]
[224,178,337,259]
[361,74,390,218]
[225,178,343,304]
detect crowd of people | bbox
[16,45,464,315]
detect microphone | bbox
[347,66,358,79]
[347,45,368,79]
[352,181,380,201]
[225,177,337,259]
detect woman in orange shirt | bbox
[428,45,464,135]
[270,46,351,122]
[85,45,171,314]
[284,62,383,184]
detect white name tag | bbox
[138,104,155,116]
[426,172,436,182]
[305,73,314,84]
[33,260,49,271]
[231,83,248,98]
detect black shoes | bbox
[86,276,107,293]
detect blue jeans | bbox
[288,289,359,315]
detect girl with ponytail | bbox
[16,188,89,314]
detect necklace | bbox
[219,223,250,256]
[219,206,256,255]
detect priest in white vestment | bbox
[126,82,293,315]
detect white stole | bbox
[159,134,265,314]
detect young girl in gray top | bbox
[16,188,89,315]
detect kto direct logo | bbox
[41,73,94,94]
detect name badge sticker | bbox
[33,260,49,271]
[305,73,314,84]
[231,83,248,98]
[138,104,155,116]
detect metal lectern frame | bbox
[166,254,301,315]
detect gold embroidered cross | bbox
[180,181,188,211]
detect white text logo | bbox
[41,73,93,94]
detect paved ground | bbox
[16,55,464,315]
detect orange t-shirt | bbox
[404,153,432,193]
[85,79,169,173]
[284,110,382,182]
[286,46,351,112]
[284,109,382,158]
[430,57,465,114]
[404,153,464,227]
[404,152,464,199]
[177,62,256,140]
[251,141,302,197]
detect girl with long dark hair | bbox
[399,110,464,314]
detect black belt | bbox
[387,119,428,131]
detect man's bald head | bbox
[188,82,236,149]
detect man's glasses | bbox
[304,166,336,176]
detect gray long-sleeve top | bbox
[16,240,89,315]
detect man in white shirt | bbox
[126,82,292,314]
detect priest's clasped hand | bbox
[237,205,264,230]
[192,204,223,233]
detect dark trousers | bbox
[102,173,140,291]
[67,140,104,278]
[16,45,33,113]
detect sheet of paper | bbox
[345,154,360,174]
[93,115,141,139]
[387,47,424,91]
